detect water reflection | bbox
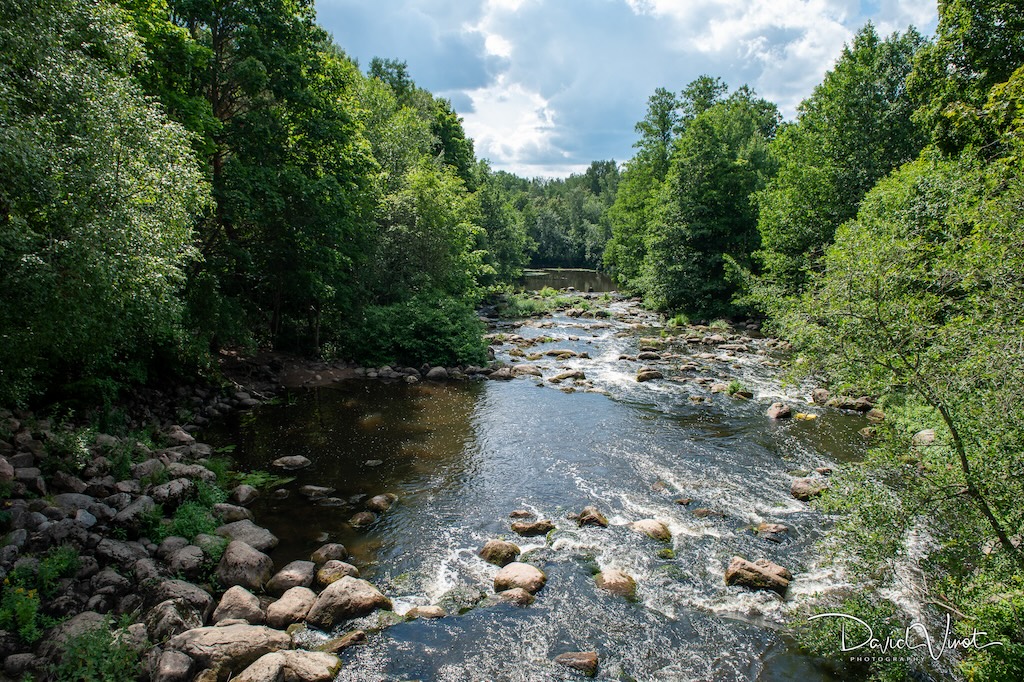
[520,268,616,292]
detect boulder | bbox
[266,560,316,596]
[166,624,291,678]
[755,522,790,543]
[167,545,206,579]
[493,562,546,595]
[212,503,252,523]
[113,495,157,532]
[317,630,366,654]
[271,455,311,470]
[479,539,521,567]
[266,586,317,629]
[349,511,376,528]
[147,580,215,621]
[550,370,586,383]
[577,505,608,528]
[365,493,398,513]
[511,519,555,536]
[912,429,937,447]
[316,560,360,587]
[234,651,341,682]
[766,402,792,420]
[310,543,348,564]
[305,576,392,630]
[150,649,194,682]
[511,364,543,377]
[595,569,637,599]
[406,605,446,619]
[145,599,205,644]
[629,519,672,542]
[493,587,535,606]
[791,477,829,501]
[215,520,278,552]
[150,478,194,506]
[554,651,599,678]
[811,388,830,405]
[216,540,274,592]
[232,484,260,506]
[724,556,792,596]
[636,369,663,382]
[425,367,449,381]
[164,426,195,446]
[212,585,265,624]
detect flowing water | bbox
[204,271,873,681]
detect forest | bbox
[1,0,1023,679]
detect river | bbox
[204,270,871,681]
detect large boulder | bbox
[479,539,521,567]
[724,556,792,596]
[266,587,317,629]
[38,611,107,662]
[166,624,290,679]
[365,494,398,513]
[595,569,637,599]
[315,560,360,587]
[147,579,215,621]
[216,520,278,552]
[305,576,392,630]
[146,598,205,642]
[150,649,194,682]
[216,541,274,592]
[266,560,316,596]
[212,585,265,624]
[629,519,671,542]
[493,562,547,595]
[233,651,341,682]
[310,543,348,565]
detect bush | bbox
[50,616,140,682]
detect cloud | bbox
[317,0,938,178]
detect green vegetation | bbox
[0,545,80,643]
[50,615,141,682]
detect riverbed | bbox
[204,271,870,681]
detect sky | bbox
[316,0,938,178]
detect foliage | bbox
[0,581,42,643]
[49,615,141,682]
[1,545,80,643]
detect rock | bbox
[866,408,885,423]
[305,576,392,630]
[298,485,335,500]
[166,624,290,678]
[232,484,260,506]
[511,519,555,536]
[554,651,599,678]
[167,545,206,579]
[365,493,398,513]
[271,455,311,470]
[150,649,194,682]
[512,364,543,377]
[488,367,514,380]
[146,599,205,643]
[212,503,252,523]
[164,426,195,446]
[216,520,278,552]
[637,351,662,361]
[310,543,348,564]
[493,562,547,594]
[113,495,157,532]
[479,539,521,567]
[147,580,215,621]
[349,511,376,527]
[577,505,608,528]
[316,560,360,587]
[266,560,316,596]
[233,650,341,682]
[212,585,265,625]
[37,611,107,662]
[318,630,366,654]
[437,585,488,615]
[406,605,446,619]
[912,429,937,447]
[766,402,792,420]
[425,367,449,381]
[811,388,830,405]
[791,477,829,501]
[724,556,792,596]
[636,369,663,382]
[493,587,535,606]
[595,569,637,599]
[216,540,274,591]
[550,370,586,383]
[509,509,534,519]
[629,519,671,542]
[150,478,194,506]
[266,586,317,629]
[755,522,790,543]
[96,537,150,568]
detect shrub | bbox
[50,616,140,682]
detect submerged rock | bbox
[766,402,792,420]
[271,455,311,470]
[576,506,609,528]
[554,651,599,677]
[511,519,555,536]
[493,562,547,594]
[479,539,521,567]
[629,519,671,542]
[724,556,792,596]
[595,569,637,599]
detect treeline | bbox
[0,0,547,406]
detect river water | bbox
[204,271,872,681]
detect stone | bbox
[365,493,398,512]
[629,519,672,542]
[150,478,194,506]
[166,624,290,678]
[212,503,252,522]
[406,605,446,619]
[147,579,215,621]
[866,408,885,423]
[550,370,586,383]
[811,388,830,405]
[349,511,376,527]
[437,585,488,615]
[232,484,260,506]
[310,543,348,564]
[756,522,790,543]
[595,569,637,599]
[316,560,360,587]
[766,402,792,420]
[511,519,555,536]
[234,651,341,682]
[146,599,205,642]
[577,505,608,528]
[216,520,279,552]
[511,364,543,377]
[164,426,195,446]
[636,369,664,382]
[216,540,274,592]
[168,545,206,579]
[113,495,157,532]
[493,562,547,594]
[305,576,392,630]
[318,630,366,654]
[791,477,829,501]
[266,587,317,629]
[479,539,521,567]
[212,585,265,624]
[151,649,194,682]
[298,485,335,500]
[425,367,449,381]
[271,455,312,470]
[912,429,937,447]
[724,556,792,596]
[37,611,107,662]
[554,651,599,677]
[493,587,535,606]
[266,560,316,596]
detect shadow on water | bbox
[520,268,616,292]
